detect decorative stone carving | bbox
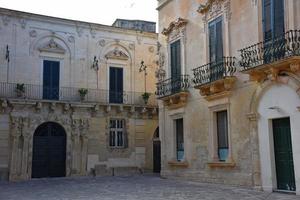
[19,18,27,29]
[90,27,96,38]
[63,103,70,113]
[199,0,231,25]
[161,92,189,110]
[129,43,135,50]
[162,18,188,36]
[148,46,155,53]
[29,30,37,38]
[76,25,84,37]
[50,102,56,111]
[105,48,129,60]
[114,39,120,44]
[155,67,166,82]
[2,16,10,26]
[197,0,224,14]
[1,100,8,113]
[39,39,66,54]
[68,36,75,43]
[130,106,135,114]
[35,102,42,112]
[99,39,106,47]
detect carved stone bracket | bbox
[245,57,300,83]
[161,92,189,109]
[195,77,236,100]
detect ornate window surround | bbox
[162,18,188,78]
[198,0,232,62]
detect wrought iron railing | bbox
[192,57,236,86]
[0,82,157,106]
[156,75,190,98]
[240,30,300,70]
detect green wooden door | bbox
[272,118,296,191]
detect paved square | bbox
[0,175,299,200]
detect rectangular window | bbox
[209,17,223,63]
[109,119,125,147]
[170,40,181,79]
[216,111,228,161]
[175,118,184,161]
[263,0,284,41]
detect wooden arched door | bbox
[32,122,66,178]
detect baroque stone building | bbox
[0,8,159,181]
[157,0,300,195]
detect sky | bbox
[0,0,158,26]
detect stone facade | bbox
[0,8,159,181]
[157,0,300,195]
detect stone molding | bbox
[38,38,66,54]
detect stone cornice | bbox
[0,7,158,38]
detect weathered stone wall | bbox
[0,8,159,181]
[157,0,300,188]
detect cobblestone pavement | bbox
[0,175,299,200]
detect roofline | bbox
[112,18,156,25]
[0,7,158,36]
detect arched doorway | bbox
[255,83,300,192]
[32,122,66,178]
[153,127,161,173]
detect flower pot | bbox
[16,90,25,98]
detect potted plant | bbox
[15,83,25,98]
[141,92,151,105]
[78,88,88,101]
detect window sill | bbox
[207,161,236,168]
[168,161,189,168]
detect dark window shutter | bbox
[263,0,284,41]
[170,40,181,79]
[216,20,223,62]
[217,111,228,149]
[209,17,223,63]
[209,24,216,63]
[263,0,272,41]
[273,0,285,37]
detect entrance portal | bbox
[32,122,66,178]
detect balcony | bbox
[240,30,300,82]
[192,57,237,100]
[0,82,157,107]
[156,75,190,109]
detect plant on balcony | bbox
[141,92,151,105]
[15,83,25,98]
[78,88,88,101]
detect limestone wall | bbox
[157,0,300,188]
[0,8,158,94]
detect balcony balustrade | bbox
[239,30,300,82]
[156,75,190,109]
[192,57,237,99]
[0,82,157,107]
